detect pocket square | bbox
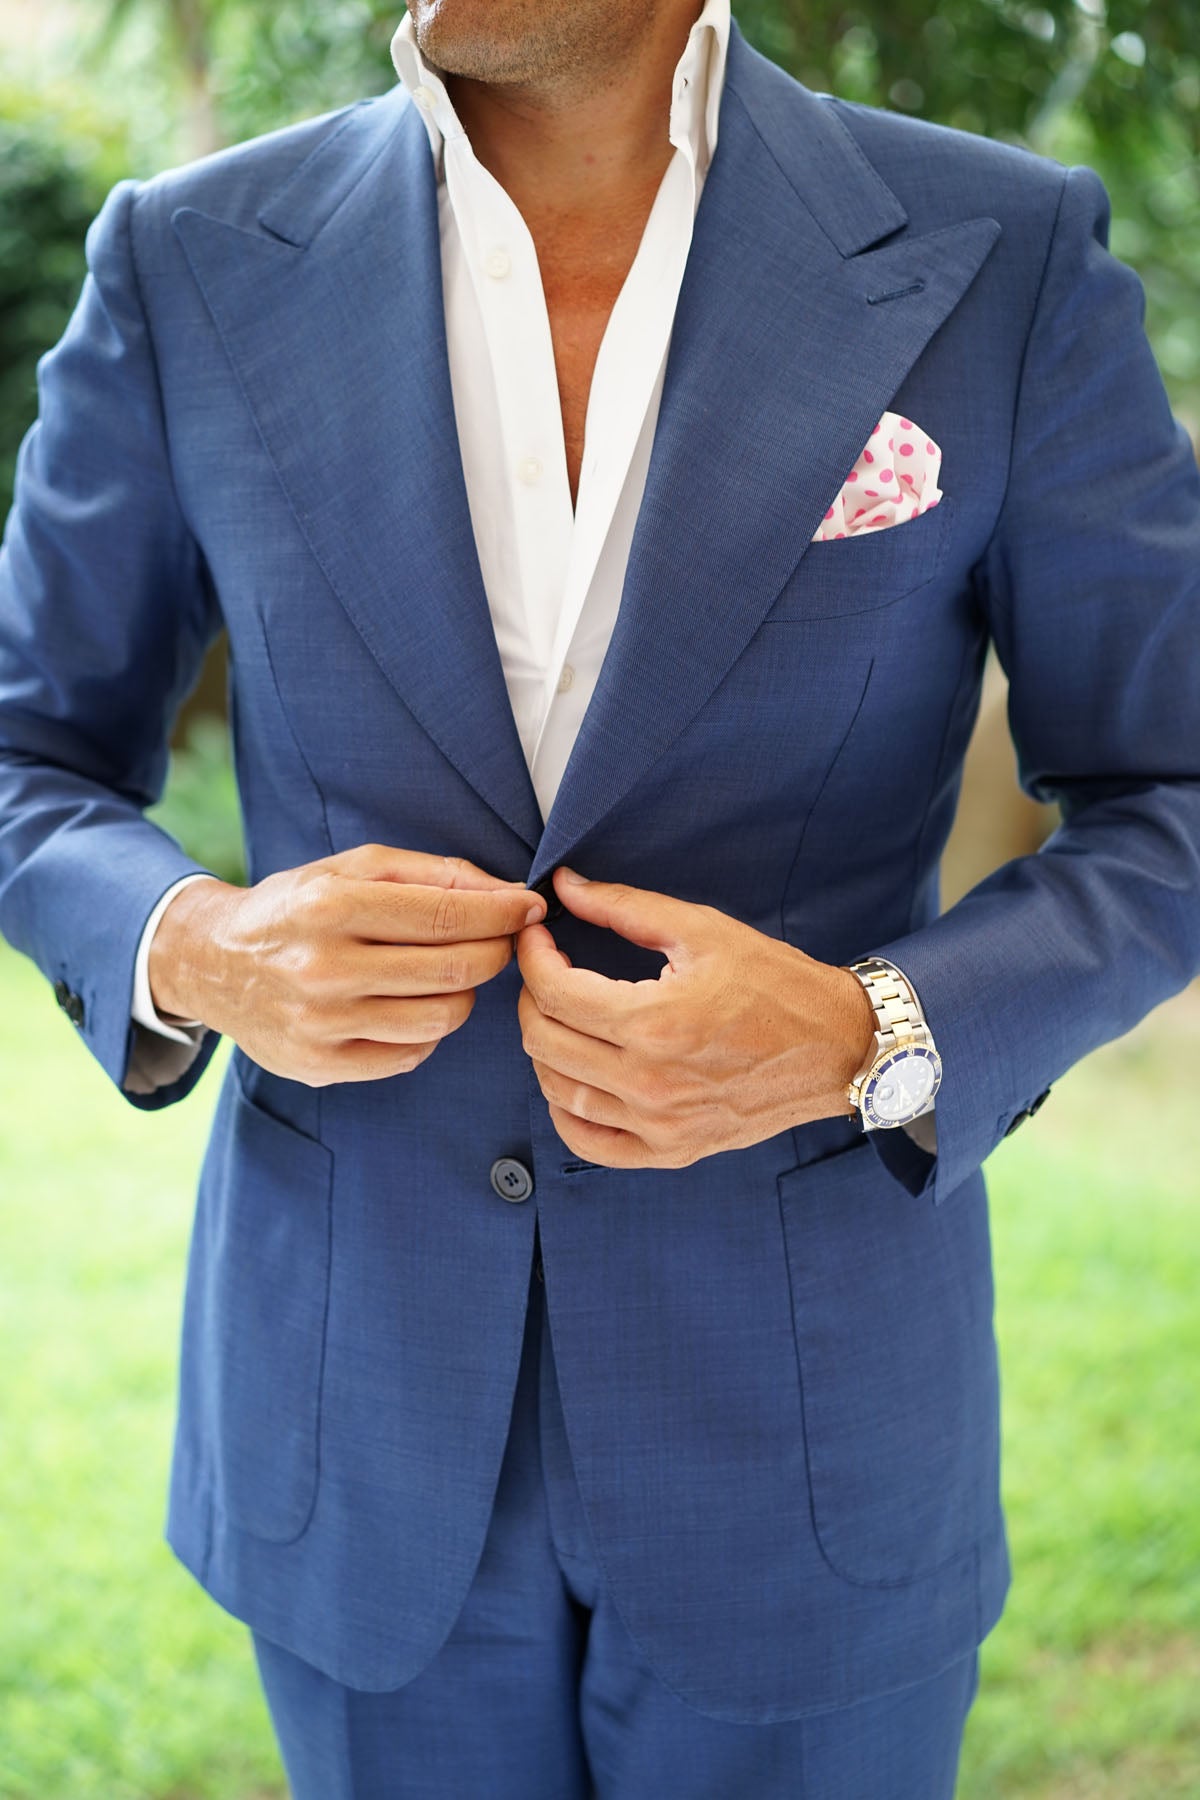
[813,413,943,541]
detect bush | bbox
[0,80,131,511]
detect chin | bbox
[408,0,558,85]
[409,0,508,77]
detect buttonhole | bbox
[867,279,926,306]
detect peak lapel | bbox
[526,23,1000,888]
[172,89,545,854]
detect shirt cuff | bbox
[900,1106,937,1154]
[131,872,220,1040]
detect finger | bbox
[515,921,647,1043]
[336,879,545,944]
[544,1101,656,1169]
[346,934,514,997]
[330,989,475,1045]
[319,1037,442,1083]
[551,867,700,963]
[322,844,531,893]
[518,986,627,1088]
[530,1058,636,1132]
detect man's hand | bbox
[148,843,545,1086]
[517,866,877,1169]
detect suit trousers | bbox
[249,1227,981,1799]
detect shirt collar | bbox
[389,0,731,185]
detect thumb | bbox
[552,867,696,961]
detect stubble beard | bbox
[406,0,646,93]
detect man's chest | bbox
[544,295,611,511]
[532,214,655,511]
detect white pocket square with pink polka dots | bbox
[812,412,943,541]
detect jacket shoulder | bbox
[820,95,1072,235]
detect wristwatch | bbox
[843,957,942,1130]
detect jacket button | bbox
[1004,1087,1051,1137]
[528,873,563,922]
[490,1157,533,1203]
[53,980,85,1028]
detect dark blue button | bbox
[529,873,563,922]
[1004,1087,1051,1137]
[53,980,85,1028]
[490,1157,533,1203]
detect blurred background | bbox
[0,2,1197,1795]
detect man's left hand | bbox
[516,866,877,1169]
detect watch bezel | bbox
[860,1043,943,1129]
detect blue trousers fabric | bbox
[250,1235,981,1799]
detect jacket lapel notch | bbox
[255,85,409,249]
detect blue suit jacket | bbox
[3,19,1199,1720]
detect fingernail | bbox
[558,866,587,885]
[524,901,545,924]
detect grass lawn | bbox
[0,935,1197,1799]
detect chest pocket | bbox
[763,496,955,622]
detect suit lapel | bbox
[172,23,1000,878]
[527,25,1000,885]
[172,87,546,854]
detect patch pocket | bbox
[764,496,954,622]
[778,1135,994,1586]
[210,1059,334,1543]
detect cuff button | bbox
[54,981,85,1028]
[1004,1087,1051,1137]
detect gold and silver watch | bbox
[844,958,942,1131]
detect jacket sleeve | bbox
[0,177,226,1108]
[865,162,1200,1205]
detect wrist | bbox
[817,962,878,1120]
[147,877,238,1025]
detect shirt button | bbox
[413,85,436,109]
[557,664,575,693]
[490,1157,534,1203]
[484,247,511,280]
[517,456,543,486]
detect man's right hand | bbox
[147,843,546,1086]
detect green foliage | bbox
[0,83,131,507]
[1,935,1198,1798]
[736,2,1200,151]
[207,0,400,143]
[146,712,247,886]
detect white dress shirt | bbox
[125,1,936,1153]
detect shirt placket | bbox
[444,136,574,683]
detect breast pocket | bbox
[764,497,954,622]
[207,1058,334,1543]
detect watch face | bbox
[863,1045,942,1128]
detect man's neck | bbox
[441,2,702,233]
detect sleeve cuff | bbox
[130,871,220,1039]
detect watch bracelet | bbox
[845,957,934,1055]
